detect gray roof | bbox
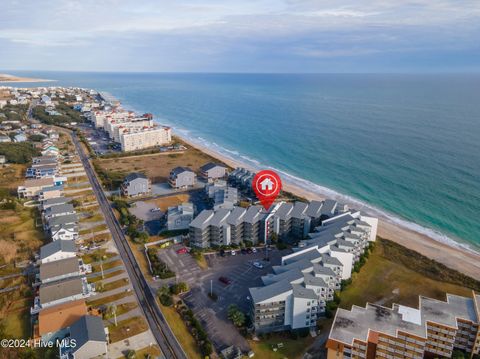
[244,205,263,224]
[170,166,194,176]
[321,199,337,216]
[41,197,69,208]
[249,278,293,304]
[321,254,343,266]
[290,202,308,219]
[124,172,147,182]
[292,284,317,300]
[190,210,214,229]
[47,213,79,227]
[274,202,293,220]
[262,269,304,286]
[227,206,246,226]
[40,240,76,260]
[44,203,75,217]
[200,162,225,172]
[41,185,63,192]
[420,294,477,328]
[283,249,322,265]
[305,200,323,218]
[39,277,84,304]
[312,263,336,276]
[303,273,328,288]
[39,257,79,281]
[330,303,425,345]
[70,315,107,351]
[209,208,231,227]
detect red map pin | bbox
[252,170,282,211]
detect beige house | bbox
[18,177,54,198]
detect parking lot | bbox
[77,123,120,155]
[156,243,290,353]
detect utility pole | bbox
[100,258,104,279]
[210,279,213,297]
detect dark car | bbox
[219,249,225,257]
[219,276,232,285]
[240,248,247,254]
[246,248,253,254]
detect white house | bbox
[39,240,77,264]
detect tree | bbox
[228,304,246,327]
[126,349,136,359]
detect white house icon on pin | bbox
[260,177,274,191]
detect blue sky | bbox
[1,0,479,73]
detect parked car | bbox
[241,248,247,255]
[219,276,232,285]
[252,247,257,253]
[253,261,264,269]
[246,248,253,254]
[150,207,161,212]
[231,250,236,256]
[219,249,225,257]
[176,247,188,254]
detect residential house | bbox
[121,172,151,197]
[13,133,27,142]
[0,135,11,143]
[43,203,75,220]
[60,315,108,359]
[167,203,194,231]
[200,162,227,181]
[33,277,93,314]
[38,300,87,343]
[38,257,82,285]
[17,177,55,198]
[169,167,196,188]
[38,185,63,201]
[39,240,77,264]
[41,197,70,211]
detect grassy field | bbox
[0,164,26,190]
[81,249,117,264]
[108,316,149,343]
[0,206,46,263]
[88,270,125,284]
[144,194,190,211]
[87,291,132,308]
[248,334,315,359]
[339,238,476,309]
[95,144,225,183]
[159,302,202,359]
[92,259,122,273]
[97,277,130,293]
[116,345,162,359]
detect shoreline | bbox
[176,133,480,279]
[0,74,55,83]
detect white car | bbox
[252,247,257,253]
[253,261,264,269]
[231,250,236,256]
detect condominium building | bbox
[326,291,480,359]
[167,203,194,231]
[119,126,171,152]
[249,210,378,334]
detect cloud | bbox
[0,0,479,71]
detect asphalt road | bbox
[71,133,187,359]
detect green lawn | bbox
[88,270,125,284]
[82,249,117,264]
[108,316,149,343]
[339,238,475,309]
[97,278,130,293]
[87,291,131,308]
[248,334,315,359]
[159,302,202,359]
[92,259,122,273]
[1,309,30,339]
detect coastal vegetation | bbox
[33,103,84,125]
[146,248,175,278]
[338,237,478,309]
[0,142,39,164]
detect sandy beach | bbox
[179,135,480,279]
[0,73,54,83]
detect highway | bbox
[71,133,187,359]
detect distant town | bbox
[0,85,479,359]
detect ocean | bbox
[5,71,480,251]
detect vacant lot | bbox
[340,238,475,309]
[0,164,26,191]
[95,145,224,183]
[146,194,190,211]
